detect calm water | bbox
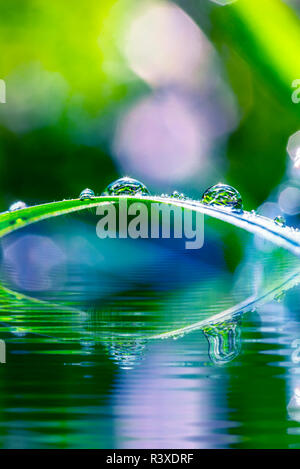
[0,214,299,449]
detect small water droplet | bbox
[79,188,95,200]
[173,333,185,340]
[203,319,241,365]
[171,190,186,200]
[8,201,27,212]
[102,177,150,196]
[201,183,243,211]
[274,215,286,227]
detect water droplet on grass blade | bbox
[102,177,150,196]
[274,215,286,227]
[79,188,95,200]
[201,183,243,211]
[171,190,186,200]
[9,201,27,211]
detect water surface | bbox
[0,214,299,449]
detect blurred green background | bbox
[1,0,300,212]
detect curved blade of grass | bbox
[1,195,300,256]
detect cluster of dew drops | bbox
[8,176,288,229]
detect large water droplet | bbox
[8,201,27,212]
[79,188,95,200]
[274,215,286,227]
[102,177,150,196]
[203,319,241,365]
[201,183,243,211]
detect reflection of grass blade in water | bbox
[0,243,300,368]
[0,285,90,342]
[0,257,299,368]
